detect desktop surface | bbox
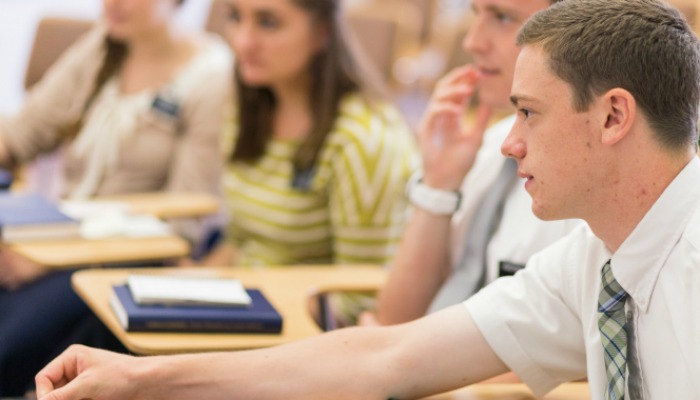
[72,265,387,354]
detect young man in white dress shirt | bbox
[35,0,700,398]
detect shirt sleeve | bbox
[325,101,418,264]
[464,231,589,396]
[0,26,105,164]
[164,40,233,248]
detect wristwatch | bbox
[407,173,462,215]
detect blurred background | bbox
[0,0,211,114]
[0,0,478,121]
[1,0,697,119]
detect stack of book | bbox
[0,192,81,242]
[110,275,283,334]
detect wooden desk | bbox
[9,192,219,268]
[10,236,189,269]
[93,191,220,219]
[425,382,590,399]
[72,265,387,355]
[74,266,590,399]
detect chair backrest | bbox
[24,17,94,90]
[405,0,436,41]
[205,0,229,39]
[346,14,397,79]
[345,1,423,86]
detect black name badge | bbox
[291,168,316,191]
[151,95,180,119]
[499,261,525,277]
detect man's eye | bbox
[495,12,515,24]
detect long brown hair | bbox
[230,0,386,174]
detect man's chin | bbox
[531,205,563,222]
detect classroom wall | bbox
[0,0,212,114]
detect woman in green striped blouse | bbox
[205,0,417,278]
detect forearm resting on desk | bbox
[37,306,508,400]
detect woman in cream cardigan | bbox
[0,0,231,395]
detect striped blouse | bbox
[223,93,418,266]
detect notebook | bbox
[0,193,80,242]
[126,274,252,307]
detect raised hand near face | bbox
[417,65,493,191]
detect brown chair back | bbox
[346,15,397,79]
[205,0,229,38]
[24,17,94,90]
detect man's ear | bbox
[601,88,636,146]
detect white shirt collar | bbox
[612,156,700,311]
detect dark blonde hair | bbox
[518,0,700,151]
[230,0,385,174]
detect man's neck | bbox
[587,147,694,253]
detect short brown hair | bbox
[518,0,700,151]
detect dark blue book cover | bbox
[0,192,80,242]
[111,284,283,334]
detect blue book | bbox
[0,192,80,242]
[110,284,284,334]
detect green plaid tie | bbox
[598,261,629,400]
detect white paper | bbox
[60,200,171,239]
[127,275,252,307]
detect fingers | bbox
[444,105,493,158]
[431,66,481,107]
[35,345,84,399]
[37,380,83,400]
[467,105,494,143]
[431,84,477,106]
[417,103,465,145]
[439,65,480,88]
[420,65,482,142]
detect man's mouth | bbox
[518,170,533,181]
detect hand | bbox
[0,245,48,290]
[36,345,140,400]
[417,65,493,190]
